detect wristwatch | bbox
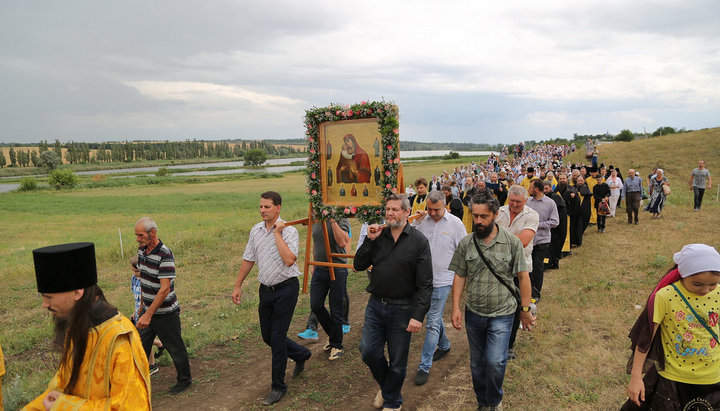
[520,305,531,312]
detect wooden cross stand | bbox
[285,205,354,293]
[285,205,421,293]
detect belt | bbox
[371,294,412,305]
[261,277,296,291]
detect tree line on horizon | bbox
[0,139,302,168]
[0,125,688,169]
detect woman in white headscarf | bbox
[644,168,669,218]
[623,244,720,410]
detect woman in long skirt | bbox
[645,169,670,218]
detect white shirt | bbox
[606,176,624,196]
[412,210,467,287]
[496,205,539,268]
[242,218,301,286]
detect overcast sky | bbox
[1,1,718,145]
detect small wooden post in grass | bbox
[118,228,124,259]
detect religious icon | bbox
[318,117,394,207]
[336,134,371,183]
[326,141,332,160]
[374,137,380,157]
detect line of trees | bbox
[0,139,302,168]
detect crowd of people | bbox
[2,142,716,410]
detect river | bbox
[0,150,493,193]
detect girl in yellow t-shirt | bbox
[624,244,720,410]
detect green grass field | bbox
[1,129,719,409]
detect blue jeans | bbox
[465,309,514,407]
[418,285,451,373]
[359,296,412,409]
[310,267,347,349]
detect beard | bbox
[556,182,567,193]
[473,220,495,239]
[53,315,70,351]
[387,217,406,229]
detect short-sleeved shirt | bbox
[654,281,720,384]
[496,205,539,269]
[449,227,528,317]
[692,168,711,189]
[412,210,467,287]
[313,219,350,264]
[138,240,179,315]
[242,219,301,286]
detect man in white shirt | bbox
[496,184,539,360]
[411,190,467,385]
[231,191,312,406]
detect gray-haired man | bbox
[411,191,467,386]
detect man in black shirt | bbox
[354,194,433,410]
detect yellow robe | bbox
[462,204,473,234]
[24,314,151,411]
[586,177,598,224]
[519,176,539,190]
[411,194,427,215]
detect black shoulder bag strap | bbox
[471,234,521,305]
[670,283,719,342]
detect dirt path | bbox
[152,287,479,410]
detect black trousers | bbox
[306,275,350,330]
[530,243,550,300]
[258,277,311,391]
[693,187,706,209]
[139,310,192,384]
[597,214,606,230]
[549,214,567,266]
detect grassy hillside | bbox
[1,130,718,410]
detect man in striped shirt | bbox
[232,191,312,406]
[134,217,192,395]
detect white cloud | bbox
[124,81,303,107]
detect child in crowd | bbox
[130,255,165,375]
[623,244,720,410]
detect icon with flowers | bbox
[305,100,399,224]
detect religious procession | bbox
[1,103,718,411]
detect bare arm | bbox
[329,220,350,248]
[627,323,659,406]
[451,274,467,330]
[231,259,255,305]
[517,271,535,330]
[517,229,536,248]
[272,221,297,266]
[136,278,170,328]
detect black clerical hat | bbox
[33,242,98,293]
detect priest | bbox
[25,242,151,410]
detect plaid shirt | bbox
[449,226,527,317]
